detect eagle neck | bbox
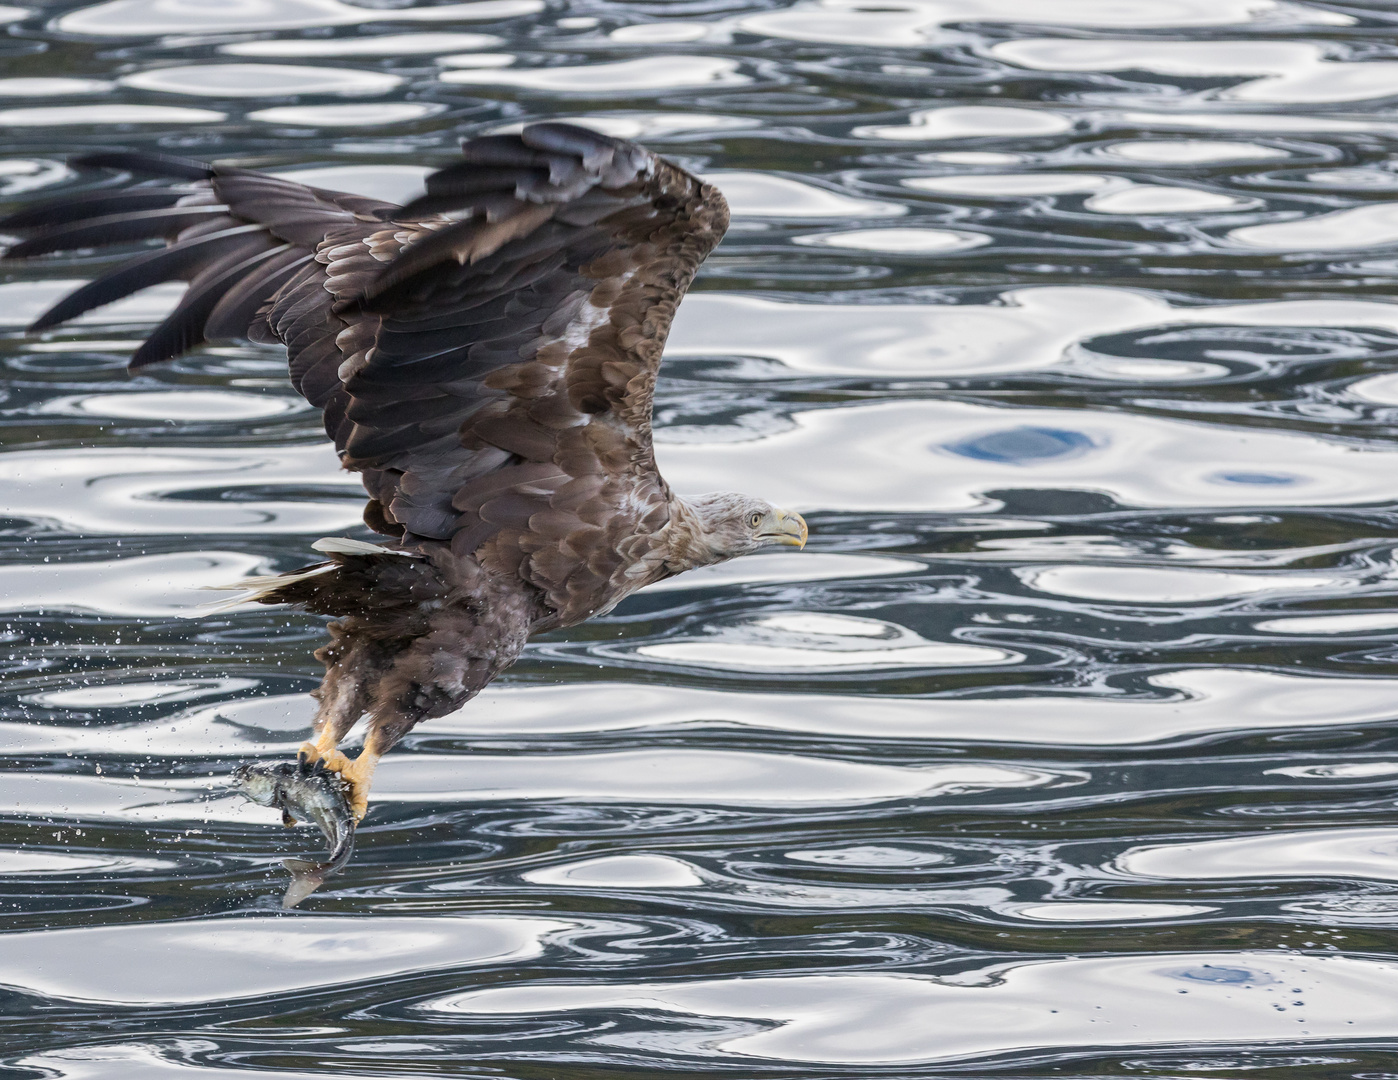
[661,496,725,573]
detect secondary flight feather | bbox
[0,122,807,905]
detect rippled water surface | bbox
[12,0,1398,1075]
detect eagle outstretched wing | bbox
[1,124,730,625]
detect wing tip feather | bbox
[70,150,213,181]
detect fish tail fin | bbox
[281,858,327,908]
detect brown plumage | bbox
[1,123,808,853]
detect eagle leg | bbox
[337,741,382,824]
[298,627,373,768]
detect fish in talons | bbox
[232,758,356,908]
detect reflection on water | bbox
[423,951,1398,1063]
[5,0,1398,1075]
[0,915,574,1002]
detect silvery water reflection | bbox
[55,0,541,35]
[6,0,1398,1074]
[992,39,1398,104]
[439,56,751,93]
[0,915,573,1002]
[119,64,404,98]
[667,287,1398,377]
[423,952,1398,1063]
[220,32,501,56]
[0,104,227,126]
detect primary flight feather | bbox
[1,123,807,901]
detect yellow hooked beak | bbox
[759,508,808,549]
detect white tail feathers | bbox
[311,537,421,558]
[200,563,336,610]
[200,538,419,611]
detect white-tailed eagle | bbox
[1,123,807,894]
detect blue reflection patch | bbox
[944,426,1097,464]
[1168,965,1270,985]
[1214,471,1296,486]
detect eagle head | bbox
[673,492,808,569]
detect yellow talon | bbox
[297,734,379,823]
[319,748,353,776]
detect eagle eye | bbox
[749,512,763,529]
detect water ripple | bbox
[7,0,1398,1074]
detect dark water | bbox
[10,0,1398,1075]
